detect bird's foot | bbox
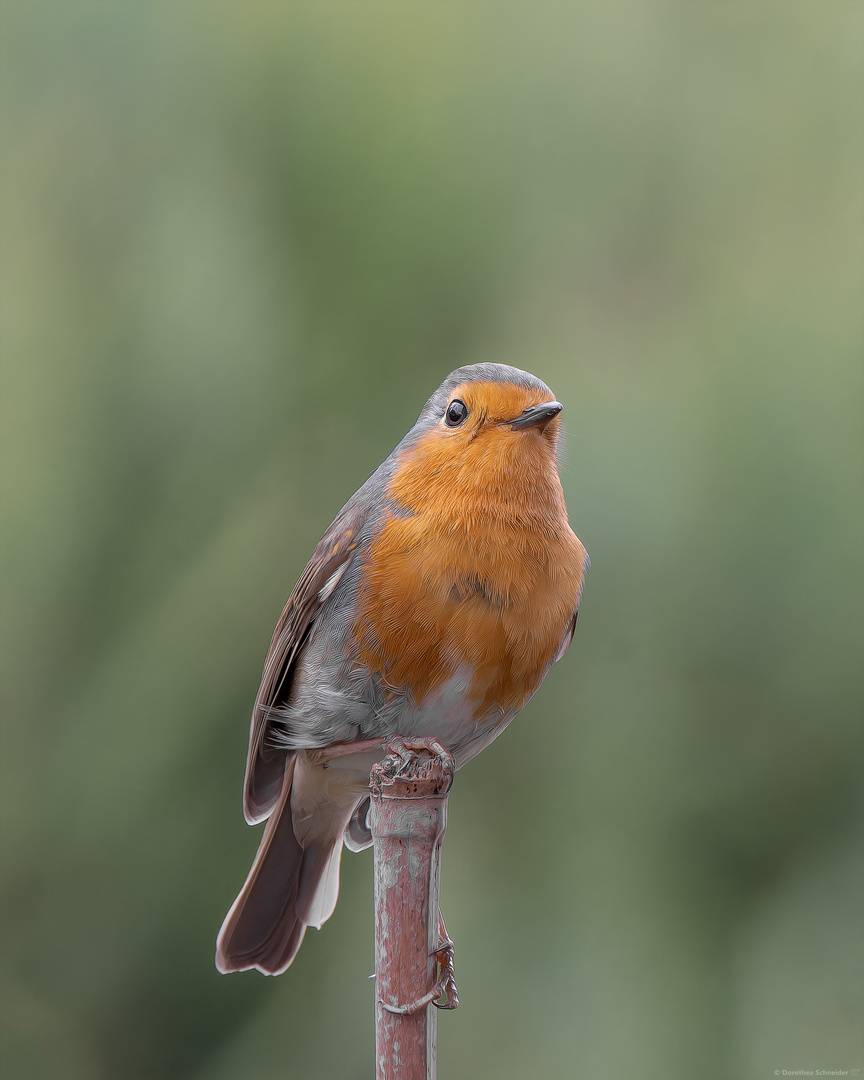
[432,912,459,1011]
[383,736,455,778]
[378,911,459,1014]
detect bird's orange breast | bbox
[351,421,586,718]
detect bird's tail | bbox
[216,753,356,975]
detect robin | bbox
[216,363,587,976]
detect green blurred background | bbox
[1,4,862,1079]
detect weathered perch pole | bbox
[369,741,458,1080]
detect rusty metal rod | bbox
[369,744,454,1080]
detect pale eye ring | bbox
[445,399,468,427]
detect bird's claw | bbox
[432,935,459,1011]
[383,736,455,777]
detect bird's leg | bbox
[307,736,455,773]
[306,738,390,765]
[432,910,459,1010]
[378,910,459,1015]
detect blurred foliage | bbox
[1,4,862,1079]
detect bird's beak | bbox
[508,401,563,432]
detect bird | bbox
[216,363,588,976]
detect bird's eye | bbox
[445,399,468,427]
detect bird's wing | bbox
[555,537,588,663]
[243,499,368,824]
[554,608,579,662]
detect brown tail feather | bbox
[216,756,314,975]
[217,752,364,975]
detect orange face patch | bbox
[384,380,564,519]
[351,380,586,717]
